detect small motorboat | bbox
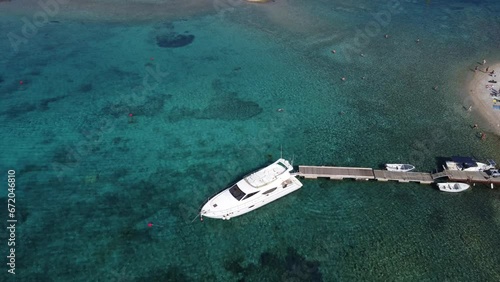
[443,156,495,172]
[385,164,415,172]
[437,182,470,193]
[487,169,500,178]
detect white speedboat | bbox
[487,169,500,178]
[200,159,303,220]
[443,156,494,171]
[437,182,470,193]
[385,164,415,172]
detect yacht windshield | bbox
[229,184,246,201]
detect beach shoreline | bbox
[467,62,500,136]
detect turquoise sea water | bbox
[1,0,500,281]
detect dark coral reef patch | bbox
[156,33,194,48]
[200,92,262,120]
[101,93,172,117]
[222,247,322,281]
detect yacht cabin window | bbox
[229,184,246,201]
[242,192,258,200]
[262,187,277,195]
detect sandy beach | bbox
[468,62,500,135]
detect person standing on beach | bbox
[483,59,486,65]
[475,66,478,72]
[486,67,489,72]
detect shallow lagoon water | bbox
[1,0,500,280]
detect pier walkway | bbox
[297,166,375,180]
[296,165,500,186]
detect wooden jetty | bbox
[297,166,374,180]
[373,170,434,184]
[296,165,500,187]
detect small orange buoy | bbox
[19,80,24,85]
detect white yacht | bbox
[437,182,470,193]
[443,156,494,172]
[385,164,415,172]
[200,159,303,220]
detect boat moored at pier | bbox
[200,159,303,220]
[437,182,470,193]
[443,156,495,172]
[385,164,415,172]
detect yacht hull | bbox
[385,164,415,172]
[202,177,302,220]
[200,159,303,220]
